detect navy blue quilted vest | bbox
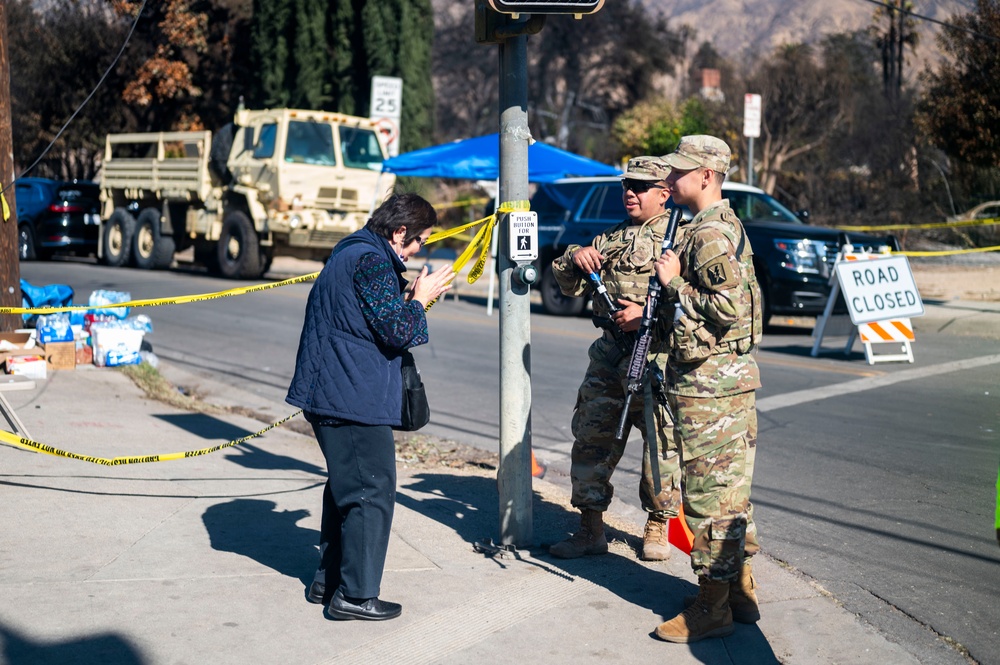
[285,227,406,425]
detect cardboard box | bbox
[6,355,47,380]
[0,332,43,365]
[44,341,76,370]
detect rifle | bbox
[587,272,634,360]
[614,206,683,441]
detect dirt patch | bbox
[910,263,1000,302]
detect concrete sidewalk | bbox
[0,362,955,665]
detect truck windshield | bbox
[285,121,337,166]
[339,126,384,171]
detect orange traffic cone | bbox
[531,451,546,479]
[667,503,694,556]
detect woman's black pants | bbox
[312,421,396,600]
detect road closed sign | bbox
[834,255,924,325]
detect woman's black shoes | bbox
[325,589,402,621]
[306,580,325,604]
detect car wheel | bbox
[102,208,136,267]
[18,224,37,261]
[215,211,262,279]
[132,208,176,270]
[540,264,586,316]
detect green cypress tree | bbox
[250,0,293,108]
[291,0,331,109]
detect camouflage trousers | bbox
[569,334,681,517]
[668,390,760,582]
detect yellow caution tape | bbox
[894,245,1000,257]
[0,272,320,316]
[834,216,1000,232]
[1,192,9,222]
[431,197,492,211]
[422,201,530,311]
[0,410,303,465]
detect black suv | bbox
[15,177,102,261]
[533,178,897,321]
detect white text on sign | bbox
[834,255,924,325]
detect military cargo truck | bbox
[98,108,394,278]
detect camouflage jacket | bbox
[659,199,762,397]
[551,211,675,353]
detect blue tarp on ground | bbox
[381,133,620,182]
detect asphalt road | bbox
[17,259,1000,665]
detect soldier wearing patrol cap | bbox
[651,135,765,643]
[548,156,682,563]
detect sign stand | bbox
[812,246,922,365]
[0,379,34,440]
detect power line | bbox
[857,0,1000,44]
[2,0,149,194]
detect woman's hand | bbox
[409,264,456,307]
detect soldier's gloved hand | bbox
[572,246,604,275]
[613,299,643,333]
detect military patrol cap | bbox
[622,155,670,182]
[661,135,731,174]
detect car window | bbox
[727,190,801,224]
[579,184,623,223]
[55,185,98,202]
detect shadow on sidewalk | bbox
[202,498,317,586]
[397,472,780,664]
[0,622,145,665]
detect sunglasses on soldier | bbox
[622,179,663,194]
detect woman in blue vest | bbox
[287,193,454,621]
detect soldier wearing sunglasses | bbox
[548,157,682,563]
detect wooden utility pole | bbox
[0,2,21,333]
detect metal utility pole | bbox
[496,28,533,548]
[477,0,603,548]
[0,3,21,333]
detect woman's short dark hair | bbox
[366,193,437,244]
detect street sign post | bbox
[743,93,761,188]
[369,76,403,157]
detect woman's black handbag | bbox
[397,350,430,431]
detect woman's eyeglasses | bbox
[622,179,663,194]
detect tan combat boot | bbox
[682,561,760,623]
[655,578,734,643]
[549,509,608,559]
[728,561,760,623]
[640,514,671,561]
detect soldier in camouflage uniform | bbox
[650,136,764,644]
[548,156,682,562]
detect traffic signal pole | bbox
[496,30,533,548]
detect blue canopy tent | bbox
[380,133,620,182]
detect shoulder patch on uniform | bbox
[700,256,737,289]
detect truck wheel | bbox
[133,208,176,270]
[102,208,136,267]
[216,211,262,279]
[18,224,37,261]
[540,265,586,316]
